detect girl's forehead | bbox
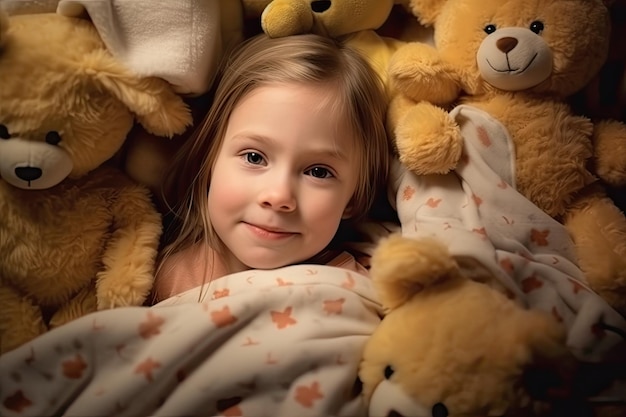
[237,82,352,128]
[225,82,360,158]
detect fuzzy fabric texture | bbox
[360,235,570,416]
[389,0,626,316]
[0,12,191,354]
[0,0,241,95]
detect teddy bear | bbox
[255,0,434,98]
[359,234,574,417]
[45,0,248,198]
[0,11,192,354]
[385,0,626,321]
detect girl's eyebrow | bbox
[230,133,350,162]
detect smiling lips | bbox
[244,222,298,240]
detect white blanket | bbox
[0,265,381,417]
[1,0,233,95]
[393,104,626,362]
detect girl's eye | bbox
[306,166,333,179]
[244,152,266,165]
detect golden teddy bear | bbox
[388,0,626,315]
[360,235,574,417]
[0,11,192,354]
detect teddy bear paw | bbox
[389,42,461,105]
[593,119,626,186]
[395,102,464,175]
[96,278,153,310]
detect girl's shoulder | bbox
[153,242,228,303]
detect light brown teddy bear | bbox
[0,12,192,354]
[360,234,572,417]
[388,0,626,318]
[256,0,431,98]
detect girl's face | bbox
[208,83,360,272]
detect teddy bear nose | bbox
[15,166,42,182]
[496,36,518,53]
[311,1,331,13]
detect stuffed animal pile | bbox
[360,0,626,414]
[0,11,192,354]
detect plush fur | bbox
[388,0,626,315]
[359,235,570,416]
[256,0,418,97]
[0,12,192,354]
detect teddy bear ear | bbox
[406,0,448,26]
[370,234,461,310]
[80,49,193,138]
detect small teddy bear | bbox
[0,11,192,354]
[359,234,572,417]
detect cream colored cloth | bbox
[0,265,381,417]
[0,0,233,95]
[57,0,225,95]
[393,104,626,362]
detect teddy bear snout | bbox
[311,1,331,13]
[0,138,74,190]
[476,26,553,91]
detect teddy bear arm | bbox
[49,283,97,329]
[392,95,464,175]
[592,119,626,186]
[0,282,47,354]
[563,185,626,315]
[344,30,407,98]
[389,41,461,105]
[261,0,313,38]
[95,186,162,310]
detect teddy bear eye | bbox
[529,20,544,34]
[311,1,331,13]
[384,365,395,379]
[0,124,10,140]
[432,402,449,417]
[45,131,62,145]
[483,24,497,34]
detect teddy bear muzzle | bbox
[369,378,450,417]
[0,132,73,190]
[476,26,553,91]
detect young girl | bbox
[153,33,392,302]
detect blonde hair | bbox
[158,33,390,281]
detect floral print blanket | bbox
[393,104,626,362]
[0,265,381,417]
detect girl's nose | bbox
[258,178,296,212]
